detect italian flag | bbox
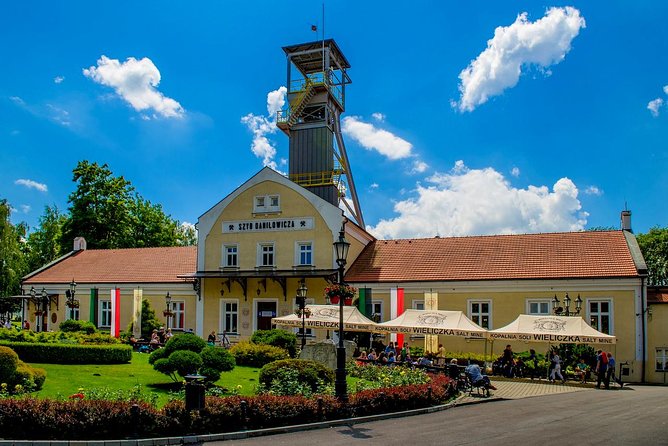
[390,287,405,347]
[110,288,121,338]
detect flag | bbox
[311,24,317,32]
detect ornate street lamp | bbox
[164,292,174,326]
[65,279,79,309]
[333,227,350,402]
[552,293,583,316]
[296,281,309,350]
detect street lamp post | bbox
[296,281,308,350]
[164,292,173,327]
[65,280,79,313]
[552,293,583,316]
[333,227,350,402]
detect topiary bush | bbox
[229,341,290,367]
[259,359,334,394]
[59,319,97,334]
[151,335,235,383]
[251,329,297,357]
[0,346,47,393]
[163,334,207,355]
[168,350,203,378]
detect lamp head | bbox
[334,229,350,267]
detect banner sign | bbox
[376,326,487,338]
[222,217,314,233]
[489,332,614,344]
[273,318,374,332]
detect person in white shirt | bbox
[549,351,566,384]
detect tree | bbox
[128,197,180,248]
[0,200,28,299]
[176,222,197,246]
[25,205,66,272]
[637,227,668,286]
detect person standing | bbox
[606,352,623,388]
[528,349,539,380]
[596,349,610,389]
[549,351,565,384]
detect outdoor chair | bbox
[465,372,490,397]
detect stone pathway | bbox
[456,377,599,404]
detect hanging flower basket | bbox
[66,300,80,309]
[34,310,43,316]
[324,284,356,305]
[163,310,175,317]
[295,308,312,318]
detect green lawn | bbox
[30,352,261,406]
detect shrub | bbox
[0,341,132,364]
[259,359,334,394]
[201,346,235,372]
[0,328,118,345]
[251,329,297,357]
[163,334,207,355]
[148,347,168,365]
[13,361,46,391]
[168,350,203,378]
[230,341,289,367]
[59,320,97,334]
[153,358,176,376]
[0,346,47,393]
[0,345,19,382]
[126,299,162,338]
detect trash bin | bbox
[620,362,630,377]
[184,374,206,411]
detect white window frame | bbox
[412,300,425,310]
[66,306,80,321]
[468,299,492,329]
[371,300,384,322]
[253,194,280,213]
[257,242,275,267]
[295,241,313,266]
[292,296,315,338]
[99,299,112,328]
[253,298,279,332]
[222,244,239,268]
[656,348,668,372]
[526,298,552,315]
[169,300,185,330]
[220,298,239,335]
[587,298,613,335]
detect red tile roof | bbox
[648,288,668,304]
[23,246,197,284]
[345,231,640,283]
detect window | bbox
[588,300,612,334]
[254,194,280,213]
[468,300,491,329]
[67,306,80,321]
[100,300,112,327]
[412,300,425,310]
[297,242,313,266]
[221,299,239,334]
[258,243,275,267]
[170,301,185,330]
[223,244,238,268]
[656,348,668,372]
[526,299,551,315]
[371,300,384,322]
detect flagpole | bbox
[322,2,325,75]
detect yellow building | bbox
[647,287,668,384]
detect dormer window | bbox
[254,194,280,214]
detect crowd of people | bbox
[356,341,436,368]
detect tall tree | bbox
[128,197,180,248]
[176,222,197,246]
[25,205,66,272]
[637,227,668,286]
[0,200,28,299]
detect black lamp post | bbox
[164,292,173,327]
[296,281,308,350]
[65,279,79,310]
[552,293,583,316]
[333,227,350,402]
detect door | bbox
[256,301,277,331]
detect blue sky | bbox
[1,1,666,239]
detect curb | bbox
[1,398,471,446]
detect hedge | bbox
[0,374,456,440]
[259,359,334,392]
[229,341,289,367]
[0,341,132,364]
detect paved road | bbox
[211,385,668,446]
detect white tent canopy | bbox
[489,314,616,345]
[374,309,488,339]
[272,304,377,332]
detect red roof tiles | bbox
[23,246,197,284]
[648,288,668,304]
[345,231,640,283]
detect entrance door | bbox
[256,301,277,331]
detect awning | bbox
[489,314,616,344]
[272,304,376,332]
[374,309,488,339]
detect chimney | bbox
[621,210,632,232]
[73,237,87,251]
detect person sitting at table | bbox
[418,356,433,367]
[377,351,388,365]
[465,362,497,391]
[357,350,368,366]
[448,358,460,378]
[387,351,396,365]
[207,330,216,346]
[149,330,161,350]
[367,350,377,361]
[574,358,590,383]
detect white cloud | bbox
[584,185,603,196]
[83,56,184,118]
[46,104,71,126]
[372,112,386,122]
[648,97,665,117]
[241,86,287,170]
[368,160,587,239]
[511,167,521,177]
[54,76,65,84]
[664,85,668,95]
[369,183,379,190]
[411,160,429,173]
[342,116,413,160]
[456,7,585,112]
[9,96,25,106]
[19,205,31,213]
[15,179,48,192]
